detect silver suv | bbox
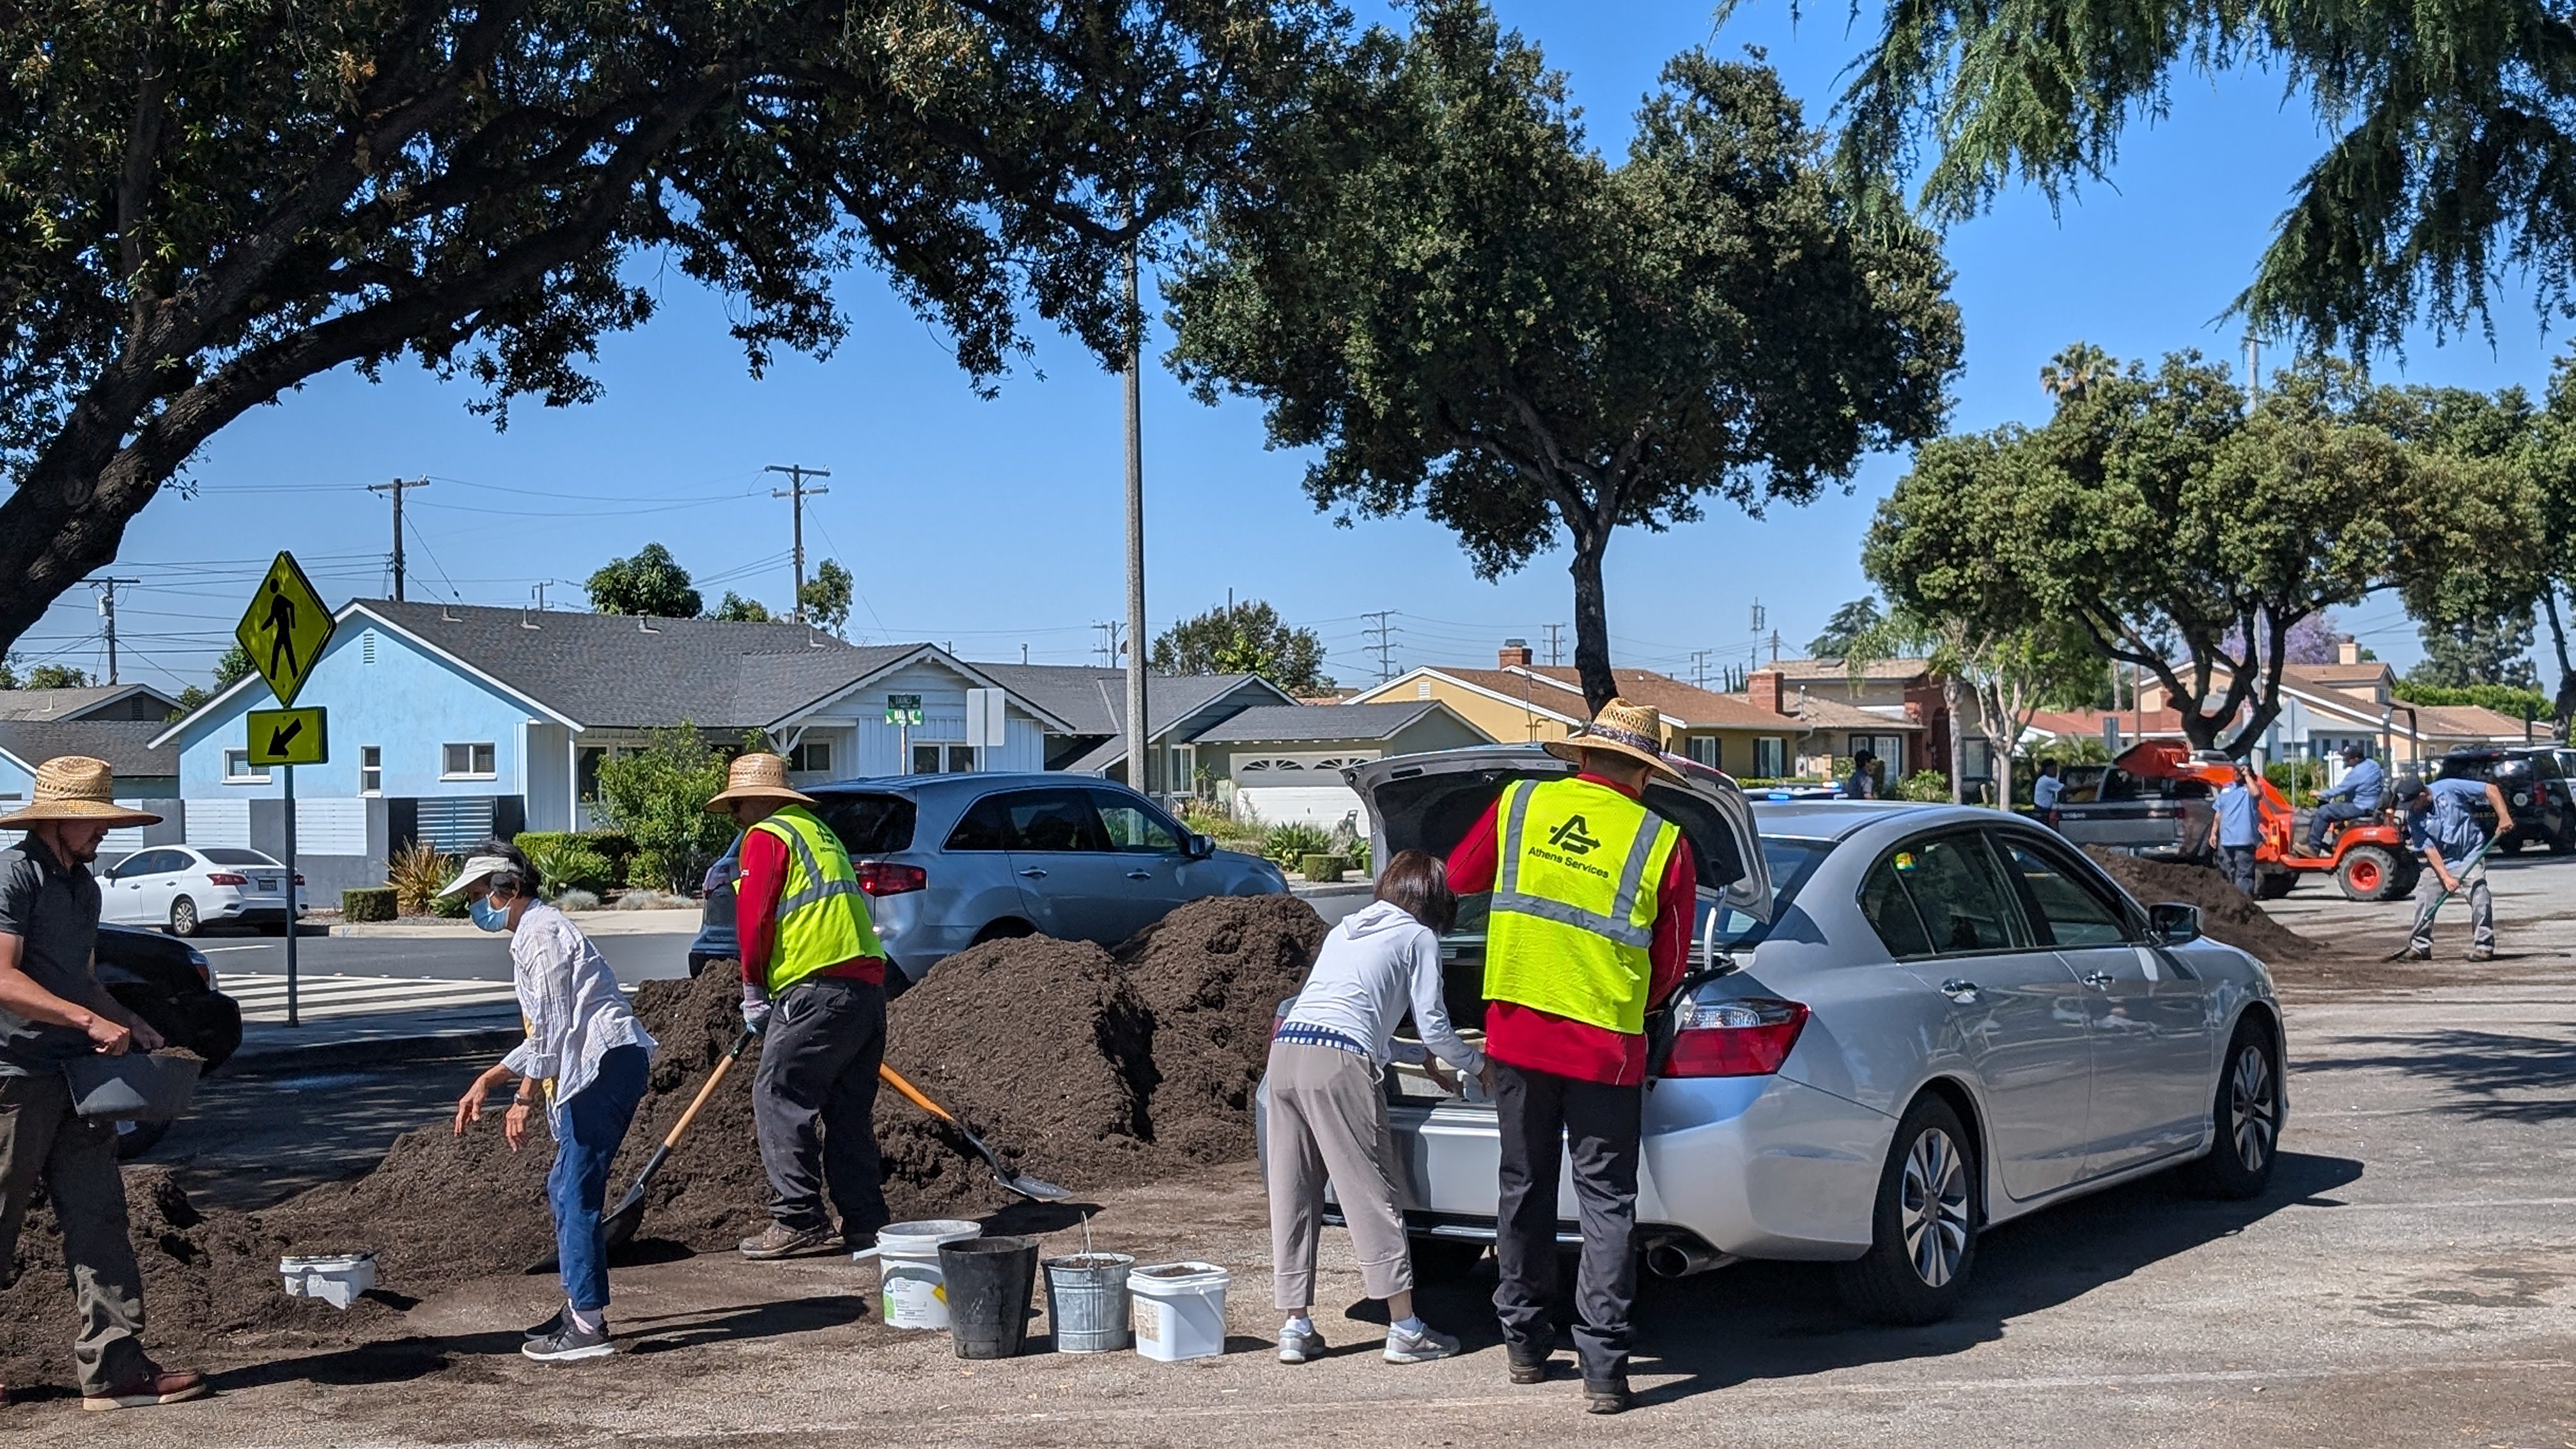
[687,773,1288,986]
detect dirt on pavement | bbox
[2083,848,2324,961]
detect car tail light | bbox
[1663,997,1810,1078]
[857,861,926,896]
[205,872,248,887]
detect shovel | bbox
[2384,833,2498,962]
[878,1062,1070,1202]
[601,1028,758,1251]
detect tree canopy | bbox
[1150,600,1333,694]
[1806,597,1885,660]
[586,543,702,619]
[1867,345,2538,755]
[1168,0,1962,712]
[708,591,773,624]
[0,0,1340,655]
[1831,0,2576,352]
[798,559,855,635]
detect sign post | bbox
[236,554,334,1027]
[885,694,924,771]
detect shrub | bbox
[555,888,603,912]
[340,886,397,922]
[387,841,453,917]
[616,888,695,911]
[517,833,613,897]
[578,829,637,878]
[594,724,736,893]
[2265,759,2327,808]
[627,849,672,892]
[1300,852,1349,883]
[1894,768,1953,803]
[1261,821,1335,864]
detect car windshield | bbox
[198,848,279,867]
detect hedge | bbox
[341,887,397,922]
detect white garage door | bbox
[1236,784,1366,833]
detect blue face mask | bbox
[470,895,513,933]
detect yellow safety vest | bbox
[752,805,887,993]
[1482,777,1682,1036]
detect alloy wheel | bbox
[2228,1044,2277,1172]
[1900,1127,1971,1289]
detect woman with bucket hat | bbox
[0,757,207,1410]
[446,839,656,1362]
[1444,701,1698,1415]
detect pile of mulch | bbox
[0,894,1328,1385]
[2083,848,2323,961]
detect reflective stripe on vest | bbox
[1481,777,1681,1036]
[752,805,887,993]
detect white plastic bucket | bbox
[278,1252,376,1310]
[1128,1260,1230,1362]
[876,1220,982,1331]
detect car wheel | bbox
[1835,1094,1977,1326]
[168,897,199,938]
[2181,1018,2281,1200]
[114,1119,171,1161]
[2550,827,2575,856]
[970,918,1035,947]
[2334,845,2403,903]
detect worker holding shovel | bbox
[2396,774,2513,963]
[447,841,657,1363]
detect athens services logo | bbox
[1548,814,1602,855]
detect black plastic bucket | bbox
[940,1235,1039,1360]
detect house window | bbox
[789,740,833,775]
[360,745,382,796]
[948,745,978,773]
[913,743,944,775]
[1753,738,1786,778]
[1686,736,1719,769]
[442,742,497,779]
[1415,681,1432,699]
[223,749,269,784]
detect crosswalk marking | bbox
[219,972,521,1024]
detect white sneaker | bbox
[1383,1322,1461,1363]
[1278,1321,1327,1364]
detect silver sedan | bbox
[1335,747,2285,1324]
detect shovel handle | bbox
[658,1030,756,1151]
[877,1062,961,1129]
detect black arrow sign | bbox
[267,718,304,756]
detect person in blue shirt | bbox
[1843,750,1879,800]
[2032,759,2066,828]
[2204,764,2264,897]
[2398,773,2515,961]
[2305,744,2386,851]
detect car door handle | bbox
[1018,868,1047,879]
[1125,870,1153,880]
[1941,978,1980,1002]
[2081,971,2114,989]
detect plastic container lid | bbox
[1129,1260,1230,1292]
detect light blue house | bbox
[155,600,1078,894]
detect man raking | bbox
[2396,773,2513,963]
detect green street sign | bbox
[885,693,924,725]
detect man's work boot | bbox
[1584,1377,1633,1414]
[81,1364,206,1412]
[738,1223,833,1260]
[2469,946,2497,961]
[2402,947,2432,962]
[1507,1353,1551,1385]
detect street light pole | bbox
[1122,239,1151,798]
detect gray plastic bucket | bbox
[1043,1253,1136,1353]
[64,1053,201,1122]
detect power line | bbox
[1362,610,1400,682]
[766,463,831,623]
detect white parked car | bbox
[101,846,306,937]
[1288,745,2285,1325]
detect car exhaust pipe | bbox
[1643,1236,1734,1279]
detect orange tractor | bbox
[2116,742,2419,902]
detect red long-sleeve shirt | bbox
[736,828,885,990]
[1447,773,1698,1087]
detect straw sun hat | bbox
[703,752,816,813]
[0,756,164,830]
[1543,698,1686,783]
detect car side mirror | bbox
[1187,833,1215,860]
[2147,902,2202,945]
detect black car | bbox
[93,922,242,1158]
[2432,748,2576,854]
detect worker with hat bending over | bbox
[1447,700,1698,1416]
[711,753,893,1260]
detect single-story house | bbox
[969,664,1296,794]
[0,719,186,860]
[155,601,1080,894]
[1189,701,1487,828]
[0,683,182,723]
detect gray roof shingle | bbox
[0,685,179,722]
[968,663,1262,740]
[0,720,178,778]
[1190,702,1448,745]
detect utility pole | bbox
[1691,649,1712,690]
[765,463,832,622]
[1542,624,1565,667]
[84,577,138,684]
[1120,228,1152,802]
[1361,610,1399,682]
[2245,333,2262,403]
[366,477,428,601]
[531,581,555,612]
[1096,621,1126,667]
[1769,630,1781,663]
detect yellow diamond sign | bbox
[234,552,334,708]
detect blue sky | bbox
[18,0,2559,696]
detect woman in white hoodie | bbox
[1266,849,1489,1366]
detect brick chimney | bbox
[1749,668,1784,716]
[1498,638,1533,669]
[2336,635,2361,666]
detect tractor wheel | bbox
[2336,845,2404,903]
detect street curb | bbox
[220,1025,523,1076]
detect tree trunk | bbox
[1944,674,1968,804]
[2545,589,2576,732]
[1983,682,2017,811]
[1568,530,1616,716]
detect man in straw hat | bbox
[707,752,894,1260]
[1445,700,1698,1415]
[0,758,206,1410]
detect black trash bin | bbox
[940,1235,1039,1360]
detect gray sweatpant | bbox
[0,1070,148,1394]
[2410,853,2495,956]
[1264,1041,1413,1310]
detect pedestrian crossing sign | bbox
[247,706,328,767]
[234,552,335,708]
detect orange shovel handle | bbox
[877,1062,961,1128]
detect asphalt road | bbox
[185,923,698,984]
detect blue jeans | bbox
[548,1044,649,1313]
[2308,800,2372,849]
